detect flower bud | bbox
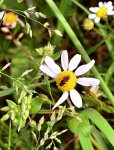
[1,114,9,121]
[83,18,94,31]
[30,120,36,127]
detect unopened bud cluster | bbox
[1,91,34,131]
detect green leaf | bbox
[105,62,114,85]
[0,88,15,97]
[30,97,42,114]
[52,51,61,60]
[67,116,91,135]
[91,126,108,150]
[82,108,114,147]
[78,133,94,150]
[45,76,51,95]
[67,115,94,150]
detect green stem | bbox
[37,109,75,117]
[0,71,26,90]
[91,126,108,150]
[105,62,114,85]
[71,0,90,15]
[8,120,11,150]
[7,8,56,33]
[0,71,15,81]
[45,0,114,106]
[0,80,54,97]
[53,0,69,45]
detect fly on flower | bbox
[0,11,24,28]
[89,1,114,23]
[40,50,100,110]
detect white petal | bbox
[0,11,5,20]
[75,60,95,76]
[10,22,16,28]
[17,18,25,27]
[40,65,57,78]
[61,50,68,70]
[90,85,99,91]
[107,1,112,7]
[95,17,100,23]
[107,4,113,10]
[107,10,114,15]
[88,14,96,19]
[68,54,81,71]
[70,89,82,108]
[89,7,99,13]
[52,92,68,110]
[77,77,100,86]
[45,56,61,74]
[98,2,103,7]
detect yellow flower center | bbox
[97,7,108,19]
[55,71,77,92]
[83,18,94,31]
[3,12,17,26]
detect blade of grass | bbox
[90,136,104,150]
[53,0,69,45]
[78,133,94,150]
[82,108,114,147]
[45,0,114,106]
[105,62,114,85]
[67,114,94,150]
[91,126,108,150]
[0,88,15,98]
[87,36,109,55]
[71,0,90,15]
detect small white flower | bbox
[0,11,24,28]
[90,85,102,97]
[40,50,100,109]
[88,1,114,23]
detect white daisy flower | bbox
[40,50,100,110]
[0,11,24,28]
[88,1,114,23]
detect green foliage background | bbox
[1,0,114,150]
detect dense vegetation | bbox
[1,0,114,150]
